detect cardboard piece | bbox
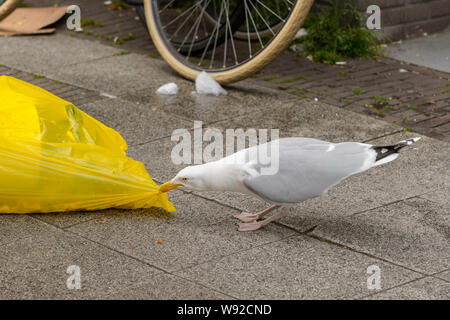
[0,6,69,36]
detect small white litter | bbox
[100,92,117,99]
[399,68,408,73]
[104,1,112,5]
[195,71,227,96]
[156,82,178,95]
[294,28,307,39]
[335,61,347,65]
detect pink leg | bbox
[234,205,280,223]
[238,207,288,232]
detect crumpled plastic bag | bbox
[0,76,175,213]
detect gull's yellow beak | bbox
[159,180,183,193]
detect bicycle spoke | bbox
[186,0,212,59]
[281,0,292,10]
[199,1,224,66]
[246,0,264,48]
[177,2,209,52]
[168,6,199,41]
[254,0,285,22]
[248,0,276,36]
[224,0,238,65]
[163,2,199,30]
[244,0,252,57]
[222,0,228,68]
[275,0,281,16]
[209,1,225,68]
[158,0,176,14]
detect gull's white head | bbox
[159,162,246,194]
[159,165,209,192]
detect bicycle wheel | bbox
[0,0,21,21]
[144,0,314,84]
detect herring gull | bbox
[159,137,420,231]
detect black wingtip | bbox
[373,137,420,162]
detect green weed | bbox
[293,0,383,64]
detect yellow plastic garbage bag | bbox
[0,76,175,213]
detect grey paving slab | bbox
[0,220,163,299]
[85,189,239,227]
[210,98,399,143]
[119,83,285,125]
[67,190,294,273]
[109,273,232,299]
[175,235,421,299]
[229,78,293,101]
[434,270,450,282]
[30,209,117,229]
[0,214,50,247]
[365,276,450,300]
[44,52,180,96]
[386,32,450,73]
[192,192,331,234]
[420,187,450,208]
[78,97,192,146]
[0,33,121,75]
[311,197,450,274]
[32,188,228,230]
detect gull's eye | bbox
[181,177,188,181]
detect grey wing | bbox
[242,139,376,204]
